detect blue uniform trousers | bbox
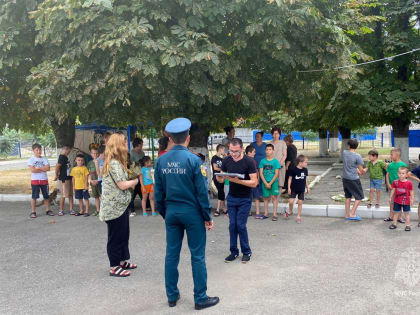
[165,208,208,304]
[227,195,252,256]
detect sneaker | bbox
[152,212,157,216]
[143,212,148,217]
[58,211,64,216]
[242,254,251,263]
[70,210,76,216]
[130,212,136,217]
[224,253,238,263]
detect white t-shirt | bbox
[28,156,49,181]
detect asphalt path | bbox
[1,202,420,314]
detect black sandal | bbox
[109,266,130,277]
[405,226,411,231]
[384,217,392,222]
[398,219,406,224]
[120,261,137,270]
[46,210,54,216]
[75,212,83,216]
[84,213,90,217]
[418,222,420,227]
[30,212,37,218]
[389,224,397,230]
[214,211,220,217]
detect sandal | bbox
[70,210,76,215]
[405,226,411,231]
[46,210,54,216]
[367,203,372,209]
[297,217,301,224]
[398,219,406,224]
[284,212,292,218]
[375,204,380,208]
[389,224,397,230]
[418,222,420,227]
[75,212,83,216]
[93,210,99,216]
[384,217,392,222]
[58,211,64,216]
[30,212,37,219]
[261,215,269,220]
[109,266,130,277]
[272,216,278,221]
[84,213,90,217]
[120,261,137,270]
[214,210,220,217]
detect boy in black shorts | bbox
[287,155,309,223]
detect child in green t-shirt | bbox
[259,144,281,221]
[363,149,387,209]
[87,145,101,216]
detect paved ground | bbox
[1,202,420,315]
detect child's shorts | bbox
[98,181,102,195]
[75,189,90,200]
[90,182,101,198]
[60,179,73,198]
[142,184,154,194]
[393,202,410,212]
[252,184,261,199]
[289,190,305,201]
[342,178,364,200]
[370,179,383,191]
[32,184,49,200]
[262,181,279,198]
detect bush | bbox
[0,127,19,157]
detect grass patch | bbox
[0,169,56,194]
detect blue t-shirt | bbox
[97,158,104,182]
[411,166,420,189]
[250,142,267,166]
[141,167,153,186]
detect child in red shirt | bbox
[389,167,414,231]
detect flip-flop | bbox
[384,217,392,222]
[405,226,411,231]
[272,216,278,221]
[347,216,361,221]
[30,212,37,219]
[375,204,380,208]
[367,204,372,209]
[46,210,54,216]
[389,224,397,230]
[261,215,268,220]
[398,219,405,224]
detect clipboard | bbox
[215,173,245,179]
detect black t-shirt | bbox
[290,166,308,193]
[211,155,223,178]
[286,144,297,167]
[57,154,71,182]
[221,155,257,198]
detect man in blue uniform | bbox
[154,118,220,311]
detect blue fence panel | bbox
[253,130,376,142]
[391,130,420,147]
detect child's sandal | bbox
[30,212,37,219]
[297,217,301,224]
[46,210,54,216]
[405,226,411,232]
[109,266,130,277]
[214,210,220,217]
[367,203,372,209]
[375,204,380,208]
[384,217,392,222]
[272,216,278,221]
[389,224,397,230]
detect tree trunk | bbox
[189,123,212,192]
[338,127,351,162]
[318,128,328,157]
[329,129,339,152]
[392,117,410,164]
[50,116,76,148]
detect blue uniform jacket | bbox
[154,145,212,222]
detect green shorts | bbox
[90,182,101,198]
[262,180,279,198]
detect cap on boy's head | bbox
[347,138,358,149]
[165,118,191,134]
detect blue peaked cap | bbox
[165,118,192,134]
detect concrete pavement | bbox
[1,202,420,314]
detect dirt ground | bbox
[0,169,57,194]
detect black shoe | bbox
[224,254,238,263]
[242,254,251,263]
[168,294,180,307]
[195,296,220,310]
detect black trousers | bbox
[213,177,225,201]
[106,208,130,267]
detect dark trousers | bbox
[165,208,207,304]
[213,177,225,201]
[129,183,142,212]
[106,208,130,267]
[227,195,252,256]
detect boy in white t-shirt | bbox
[28,143,53,218]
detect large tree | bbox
[1,0,376,152]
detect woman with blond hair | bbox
[99,133,141,277]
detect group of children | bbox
[29,138,156,219]
[211,142,309,224]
